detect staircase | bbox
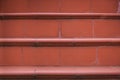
[0,0,120,79]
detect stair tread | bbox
[0,66,120,75]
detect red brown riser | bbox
[0,0,119,13]
[0,19,120,38]
[0,47,120,66]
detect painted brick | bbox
[118,0,120,12]
[98,47,120,66]
[0,20,3,38]
[2,20,59,38]
[1,0,28,13]
[0,1,2,13]
[61,0,91,12]
[94,20,120,38]
[61,20,93,38]
[92,0,118,13]
[25,20,59,38]
[0,47,4,65]
[60,47,96,66]
[2,20,26,38]
[28,0,59,12]
[1,47,22,65]
[23,47,59,66]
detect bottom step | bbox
[0,66,120,79]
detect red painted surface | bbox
[2,20,26,38]
[0,46,120,66]
[0,13,120,19]
[36,67,120,75]
[60,47,96,66]
[118,0,120,12]
[28,0,59,12]
[91,0,118,13]
[61,0,91,13]
[25,20,59,38]
[0,47,22,65]
[1,20,59,38]
[0,0,120,77]
[0,0,119,13]
[61,20,93,38]
[0,20,3,37]
[94,20,120,38]
[98,47,120,66]
[23,47,59,66]
[0,66,120,76]
[0,0,28,13]
[0,38,120,43]
[0,47,3,65]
